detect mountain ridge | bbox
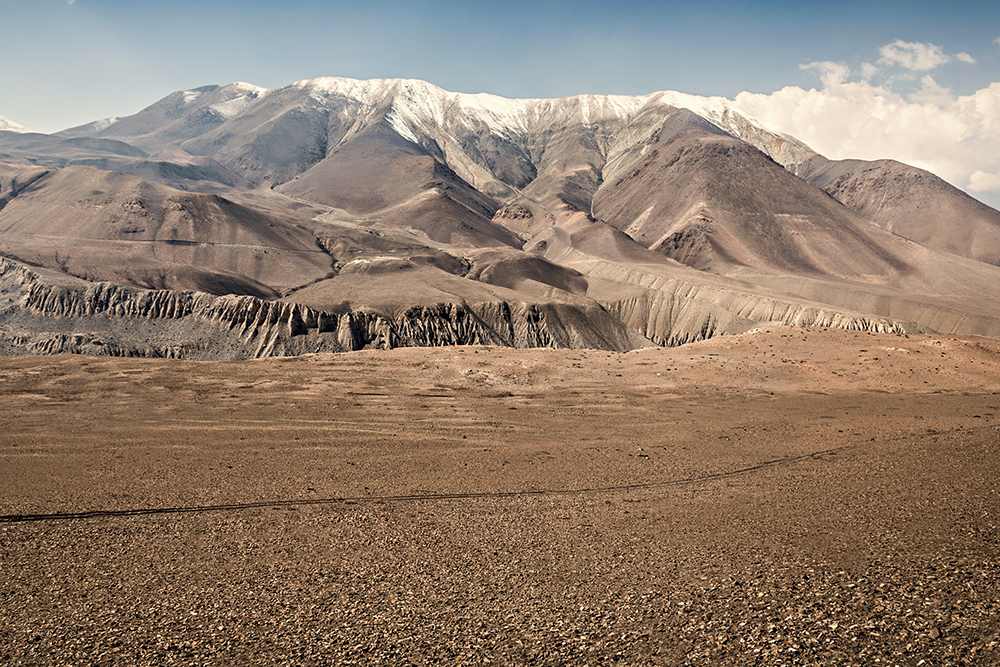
[61,77,815,186]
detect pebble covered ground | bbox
[1,328,999,665]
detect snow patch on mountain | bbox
[296,76,402,106]
[230,82,269,96]
[576,93,655,126]
[458,93,533,134]
[387,109,421,144]
[0,114,31,134]
[209,84,270,120]
[181,90,205,105]
[658,91,745,128]
[89,117,120,132]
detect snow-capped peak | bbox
[208,82,272,119]
[264,77,818,168]
[88,117,120,132]
[0,114,32,134]
[279,77,786,147]
[229,81,269,96]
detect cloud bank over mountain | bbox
[733,40,1000,208]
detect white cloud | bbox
[732,67,1000,206]
[909,75,953,106]
[878,40,950,70]
[860,62,878,83]
[969,171,1000,192]
[876,40,977,72]
[799,61,850,88]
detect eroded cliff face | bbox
[0,257,650,358]
[1,255,932,359]
[603,289,917,348]
[572,258,931,347]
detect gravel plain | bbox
[2,327,999,665]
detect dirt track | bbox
[2,327,999,665]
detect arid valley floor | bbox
[2,327,1000,665]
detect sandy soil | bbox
[1,327,999,665]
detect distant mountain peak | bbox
[0,114,31,134]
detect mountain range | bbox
[1,77,999,358]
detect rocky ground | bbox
[1,327,999,665]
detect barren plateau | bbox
[2,327,999,665]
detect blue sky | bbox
[1,0,999,204]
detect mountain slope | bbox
[591,130,910,280]
[800,156,1000,267]
[278,122,520,249]
[0,162,331,296]
[0,130,249,192]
